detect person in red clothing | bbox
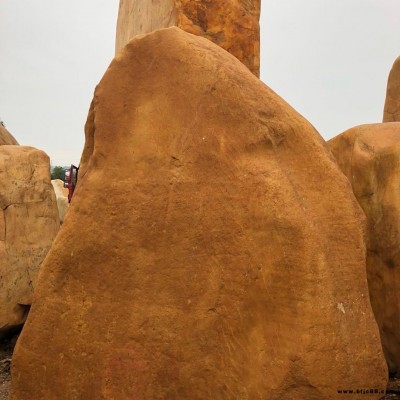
[64,165,79,202]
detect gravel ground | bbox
[381,377,400,400]
[0,333,18,400]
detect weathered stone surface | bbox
[329,122,400,376]
[51,179,69,224]
[116,0,260,76]
[383,57,400,122]
[12,28,386,399]
[0,146,59,339]
[0,125,18,146]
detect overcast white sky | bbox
[1,1,399,166]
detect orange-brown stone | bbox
[0,124,18,145]
[11,28,386,399]
[329,122,400,376]
[116,0,260,76]
[51,179,69,225]
[0,146,59,339]
[383,57,400,122]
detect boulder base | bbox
[11,28,386,399]
[0,146,59,338]
[329,122,400,376]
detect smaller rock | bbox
[328,122,400,376]
[0,146,60,339]
[0,125,18,146]
[51,179,69,224]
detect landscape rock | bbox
[0,125,18,146]
[329,122,400,377]
[0,146,59,339]
[11,28,387,399]
[383,57,400,122]
[51,179,69,224]
[116,0,260,76]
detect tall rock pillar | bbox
[116,0,260,76]
[383,57,400,122]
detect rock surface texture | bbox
[51,179,69,224]
[0,146,59,339]
[0,125,18,146]
[116,0,260,76]
[383,57,400,122]
[11,28,387,400]
[329,123,400,377]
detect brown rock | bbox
[383,57,400,122]
[329,122,400,376]
[0,125,18,146]
[0,146,59,339]
[51,179,69,224]
[116,0,260,76]
[11,28,386,399]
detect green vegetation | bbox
[51,166,65,181]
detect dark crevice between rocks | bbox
[0,328,21,400]
[381,377,400,399]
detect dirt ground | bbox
[1,333,399,400]
[382,377,400,400]
[0,333,18,400]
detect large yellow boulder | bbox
[329,122,400,376]
[11,28,386,399]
